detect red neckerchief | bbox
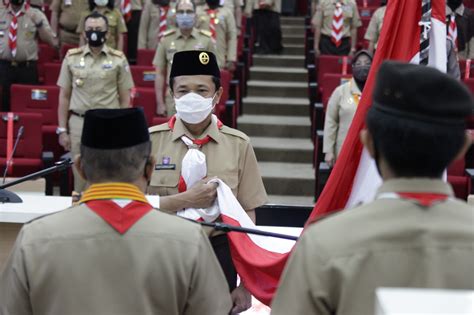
[397,192,449,207]
[80,183,153,234]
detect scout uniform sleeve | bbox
[243,0,254,17]
[351,1,362,29]
[0,229,34,315]
[323,85,342,155]
[116,10,128,33]
[76,12,87,34]
[271,231,333,315]
[118,58,135,92]
[152,38,167,68]
[184,230,233,315]
[312,3,323,29]
[37,10,53,33]
[364,12,378,42]
[206,34,217,55]
[225,9,238,62]
[50,0,61,13]
[236,142,268,211]
[57,57,72,89]
[137,2,150,49]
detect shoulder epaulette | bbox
[109,48,125,58]
[220,125,249,141]
[163,29,176,37]
[149,123,171,134]
[66,47,83,56]
[200,29,212,37]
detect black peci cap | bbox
[81,108,149,149]
[169,50,220,79]
[370,61,474,125]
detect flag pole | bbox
[419,0,432,65]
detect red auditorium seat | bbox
[137,49,155,66]
[9,85,64,160]
[38,44,58,82]
[130,66,156,88]
[459,59,474,79]
[0,112,45,177]
[131,87,157,126]
[463,78,474,93]
[448,158,471,200]
[356,0,382,6]
[320,73,352,109]
[43,63,62,85]
[316,55,352,97]
[60,44,78,60]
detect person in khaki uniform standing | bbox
[57,12,134,193]
[148,51,268,314]
[312,0,361,56]
[137,0,176,50]
[196,0,237,69]
[323,50,372,167]
[153,0,216,116]
[50,0,89,47]
[364,0,386,54]
[0,0,57,111]
[244,0,283,54]
[0,107,233,315]
[77,0,127,50]
[272,61,474,315]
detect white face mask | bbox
[94,0,108,6]
[175,92,215,124]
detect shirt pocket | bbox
[214,171,239,194]
[150,168,180,195]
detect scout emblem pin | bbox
[199,52,209,65]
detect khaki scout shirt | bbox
[323,78,360,158]
[51,0,89,32]
[57,45,134,114]
[196,5,237,67]
[244,0,281,15]
[272,179,474,315]
[152,28,216,80]
[114,0,145,11]
[77,8,127,49]
[0,203,232,315]
[148,117,268,212]
[137,0,176,50]
[0,5,51,61]
[313,0,361,38]
[364,5,385,49]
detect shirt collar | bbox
[375,178,454,197]
[177,28,199,39]
[9,3,27,15]
[446,4,465,16]
[350,78,362,95]
[80,182,149,204]
[171,116,221,144]
[83,44,109,57]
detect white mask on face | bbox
[94,0,108,6]
[175,92,216,124]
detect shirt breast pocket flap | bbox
[150,169,179,188]
[72,69,87,79]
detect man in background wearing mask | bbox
[196,0,237,70]
[272,61,474,315]
[446,0,474,60]
[152,0,216,117]
[148,50,268,314]
[323,50,372,168]
[50,0,89,49]
[0,0,57,111]
[138,0,176,50]
[56,11,134,193]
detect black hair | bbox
[88,0,114,11]
[366,110,466,178]
[80,142,151,183]
[175,0,196,11]
[169,76,221,92]
[84,11,109,30]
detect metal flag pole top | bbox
[419,0,432,65]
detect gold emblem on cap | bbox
[199,52,209,65]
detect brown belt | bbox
[70,110,85,118]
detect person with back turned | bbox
[0,107,232,315]
[272,61,474,314]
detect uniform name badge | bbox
[31,89,48,101]
[155,157,176,170]
[0,31,4,38]
[102,60,113,69]
[64,0,72,6]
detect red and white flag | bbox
[206,0,448,307]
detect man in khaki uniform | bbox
[272,62,474,314]
[153,0,216,116]
[196,0,242,29]
[446,0,474,60]
[114,0,144,63]
[196,0,237,69]
[148,51,268,314]
[57,12,134,193]
[244,0,283,54]
[312,0,361,56]
[138,0,176,50]
[364,2,386,54]
[50,0,89,47]
[0,107,232,315]
[0,0,56,111]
